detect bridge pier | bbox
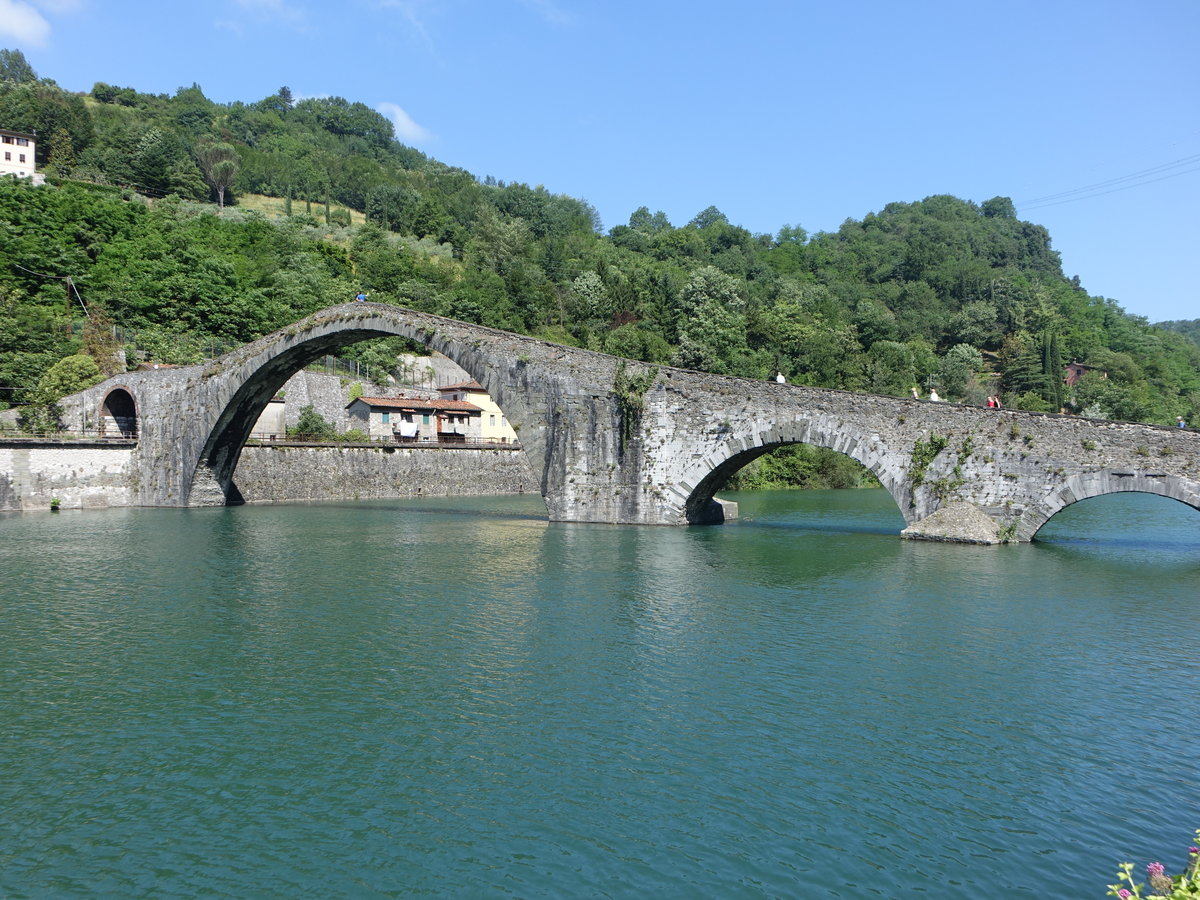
[900,502,1008,544]
[186,465,238,507]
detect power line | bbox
[1017,152,1200,210]
[12,264,89,319]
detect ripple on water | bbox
[1,491,1198,896]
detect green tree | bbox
[82,305,124,377]
[688,206,728,229]
[1041,329,1065,411]
[0,48,36,83]
[938,343,983,399]
[19,353,104,433]
[567,271,611,324]
[0,79,93,165]
[288,405,336,439]
[43,127,76,177]
[194,138,239,207]
[675,266,751,375]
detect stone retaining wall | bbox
[0,442,539,512]
[233,445,539,502]
[0,444,135,511]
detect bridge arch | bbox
[184,304,549,507]
[99,386,138,438]
[1018,469,1200,541]
[676,417,911,524]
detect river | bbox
[1,489,1198,897]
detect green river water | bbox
[1,488,1198,897]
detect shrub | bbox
[1108,830,1200,898]
[287,405,335,440]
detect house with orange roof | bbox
[346,394,483,443]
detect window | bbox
[3,152,9,161]
[489,414,496,425]
[422,414,430,425]
[18,154,25,163]
[1,136,11,144]
[381,412,390,424]
[16,138,29,146]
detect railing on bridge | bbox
[244,432,523,451]
[0,427,138,444]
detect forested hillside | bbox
[1159,319,1200,348]
[3,48,1198,446]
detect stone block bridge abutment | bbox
[65,303,1200,543]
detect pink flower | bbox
[1117,889,1131,899]
[1148,861,1166,878]
[1191,846,1200,855]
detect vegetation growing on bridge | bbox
[612,361,658,455]
[909,435,950,491]
[2,47,1198,458]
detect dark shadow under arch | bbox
[99,387,138,438]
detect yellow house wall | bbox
[462,390,519,443]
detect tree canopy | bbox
[1,48,1196,435]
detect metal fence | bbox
[0,428,137,444]
[245,433,522,450]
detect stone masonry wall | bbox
[233,445,539,502]
[0,441,539,511]
[0,444,134,511]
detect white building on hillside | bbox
[1,129,43,184]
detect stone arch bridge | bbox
[72,303,1200,543]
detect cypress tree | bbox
[1040,329,1064,412]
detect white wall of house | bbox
[439,384,519,444]
[0,130,42,183]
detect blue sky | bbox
[4,0,1198,323]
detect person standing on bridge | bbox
[1179,416,1188,428]
[355,291,367,302]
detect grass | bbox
[236,193,366,226]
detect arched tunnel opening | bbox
[100,388,138,438]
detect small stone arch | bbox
[1018,469,1200,541]
[678,416,910,524]
[99,387,138,438]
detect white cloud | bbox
[35,0,82,12]
[0,0,52,46]
[377,101,432,145]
